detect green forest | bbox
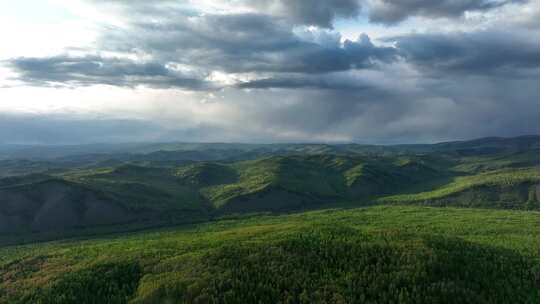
[3,136,540,303]
[3,206,540,303]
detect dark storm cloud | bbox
[92,0,362,28]
[7,0,535,91]
[102,13,302,63]
[243,0,362,28]
[369,0,525,24]
[272,34,396,73]
[6,55,212,89]
[101,14,396,74]
[391,30,540,75]
[4,0,540,144]
[236,69,380,90]
[237,76,369,90]
[7,13,397,88]
[226,68,540,144]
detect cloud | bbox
[228,72,540,143]
[3,65,540,145]
[7,12,397,88]
[391,30,540,75]
[92,0,363,28]
[241,0,362,28]
[368,0,525,24]
[237,76,368,90]
[100,13,396,74]
[236,68,382,90]
[3,0,540,144]
[6,55,213,90]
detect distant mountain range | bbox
[3,135,540,244]
[2,135,540,160]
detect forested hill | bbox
[2,136,540,244]
[4,136,540,303]
[3,206,540,303]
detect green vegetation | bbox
[3,205,540,303]
[17,262,141,304]
[5,141,540,241]
[6,136,540,302]
[380,167,540,207]
[65,165,205,211]
[198,155,443,209]
[200,156,352,207]
[56,151,540,216]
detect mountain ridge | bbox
[3,135,540,244]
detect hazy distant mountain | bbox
[2,135,540,243]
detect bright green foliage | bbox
[452,150,540,173]
[16,262,141,304]
[201,155,442,209]
[6,147,540,242]
[175,163,238,187]
[7,137,540,302]
[196,156,350,207]
[182,233,539,304]
[381,167,540,205]
[4,206,540,303]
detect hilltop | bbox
[2,136,540,243]
[3,136,540,303]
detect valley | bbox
[3,136,540,303]
[2,137,540,243]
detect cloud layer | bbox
[8,55,212,89]
[239,0,362,28]
[368,0,525,24]
[2,0,540,144]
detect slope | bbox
[380,167,540,209]
[2,205,540,303]
[0,178,133,234]
[6,149,540,242]
[0,165,213,238]
[198,155,444,212]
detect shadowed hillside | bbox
[4,137,540,302]
[0,179,133,234]
[3,136,540,242]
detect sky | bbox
[1,0,540,144]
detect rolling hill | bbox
[4,136,540,302]
[4,136,540,242]
[3,206,540,303]
[0,178,133,234]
